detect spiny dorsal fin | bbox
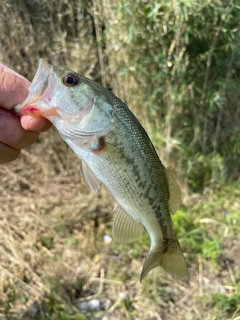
[80,160,101,194]
[113,204,144,244]
[164,168,182,214]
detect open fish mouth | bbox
[14,59,57,117]
[29,59,52,97]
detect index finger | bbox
[0,64,28,81]
[0,64,52,132]
[0,66,30,109]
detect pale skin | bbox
[0,64,52,163]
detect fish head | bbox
[15,59,114,136]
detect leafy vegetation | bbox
[0,0,239,319]
[113,0,240,183]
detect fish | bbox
[15,59,188,281]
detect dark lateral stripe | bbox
[157,214,170,253]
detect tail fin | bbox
[140,239,188,281]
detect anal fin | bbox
[113,204,144,244]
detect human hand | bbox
[0,64,52,163]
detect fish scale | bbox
[15,59,188,281]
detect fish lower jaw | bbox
[17,105,42,116]
[17,102,60,118]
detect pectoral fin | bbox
[113,204,144,244]
[80,160,101,194]
[165,168,182,214]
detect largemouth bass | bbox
[15,59,188,281]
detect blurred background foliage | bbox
[0,0,240,319]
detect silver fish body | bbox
[15,59,188,281]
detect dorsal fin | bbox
[164,168,182,214]
[80,160,101,194]
[112,204,144,244]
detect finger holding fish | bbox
[0,64,52,164]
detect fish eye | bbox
[62,73,80,87]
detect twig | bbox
[198,255,203,296]
[230,306,240,320]
[108,292,127,314]
[92,1,107,88]
[225,259,237,285]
